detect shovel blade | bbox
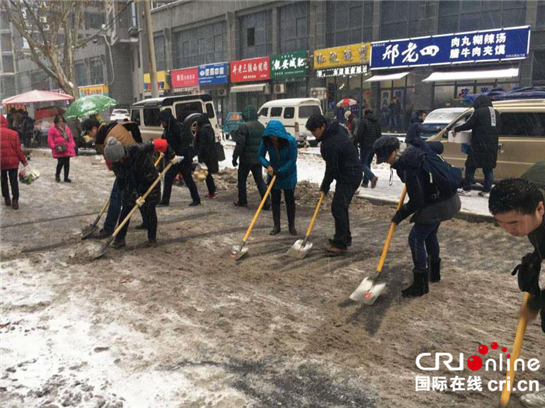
[230,245,248,260]
[94,236,115,260]
[349,278,386,305]
[286,239,313,259]
[81,223,99,239]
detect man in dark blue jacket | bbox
[405,111,426,145]
[306,114,362,256]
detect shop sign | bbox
[271,51,307,79]
[371,26,531,70]
[198,62,229,85]
[143,71,170,93]
[314,43,370,70]
[171,67,199,88]
[78,84,109,97]
[231,56,270,83]
[316,64,368,78]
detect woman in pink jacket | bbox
[48,115,76,182]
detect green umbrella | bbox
[65,95,118,119]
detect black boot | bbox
[270,203,281,235]
[402,269,429,298]
[429,258,441,283]
[286,198,296,236]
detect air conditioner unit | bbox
[217,88,227,97]
[273,83,286,94]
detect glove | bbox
[153,138,168,153]
[512,252,542,295]
[320,185,329,195]
[232,158,238,167]
[166,146,176,161]
[391,210,404,225]
[135,197,145,207]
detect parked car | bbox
[428,99,545,180]
[420,108,468,139]
[221,112,244,139]
[130,94,221,142]
[258,98,323,146]
[110,109,130,122]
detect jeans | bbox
[237,163,269,206]
[408,222,441,271]
[389,114,401,132]
[205,173,216,196]
[117,203,157,242]
[162,161,200,204]
[463,166,494,193]
[56,157,70,180]
[331,182,360,249]
[271,188,295,227]
[1,169,19,200]
[360,147,376,185]
[103,179,122,234]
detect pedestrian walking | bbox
[405,110,426,146]
[489,177,545,408]
[374,135,461,297]
[195,113,219,199]
[47,115,76,183]
[388,97,402,132]
[20,111,35,147]
[66,117,82,155]
[0,114,28,210]
[103,137,172,248]
[305,114,362,256]
[453,95,499,197]
[158,110,200,207]
[232,105,270,209]
[258,120,298,236]
[354,108,381,188]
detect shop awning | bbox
[422,68,519,82]
[230,83,268,93]
[365,72,410,82]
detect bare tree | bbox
[2,0,91,98]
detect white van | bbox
[130,94,221,142]
[257,98,322,146]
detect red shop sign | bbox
[171,67,199,88]
[230,56,270,83]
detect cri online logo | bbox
[416,342,540,372]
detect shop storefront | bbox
[171,67,199,95]
[313,42,371,117]
[198,62,229,123]
[78,84,109,97]
[270,51,308,99]
[143,71,171,97]
[229,56,270,112]
[370,25,531,122]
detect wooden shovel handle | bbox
[242,175,276,242]
[154,152,164,167]
[376,187,407,273]
[304,192,325,238]
[499,292,531,408]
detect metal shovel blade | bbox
[94,236,115,260]
[286,239,313,259]
[349,277,386,305]
[230,245,248,260]
[81,223,99,239]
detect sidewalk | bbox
[222,141,493,222]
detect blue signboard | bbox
[198,62,229,85]
[371,26,530,70]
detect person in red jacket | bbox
[0,114,28,209]
[47,115,76,182]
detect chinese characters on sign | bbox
[316,65,368,78]
[143,71,170,94]
[371,26,530,69]
[230,56,270,83]
[198,62,229,86]
[78,85,109,97]
[415,376,483,392]
[171,67,199,88]
[271,51,307,79]
[314,42,370,69]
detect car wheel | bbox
[184,113,201,139]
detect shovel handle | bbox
[154,152,164,167]
[499,292,530,408]
[376,187,407,273]
[92,198,110,224]
[242,175,276,242]
[304,192,325,238]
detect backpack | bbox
[421,150,462,200]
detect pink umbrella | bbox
[2,90,74,106]
[336,98,358,107]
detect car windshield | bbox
[113,109,128,114]
[424,110,466,123]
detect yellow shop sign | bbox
[78,84,109,97]
[313,42,370,70]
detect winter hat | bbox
[103,137,126,162]
[344,111,352,120]
[374,135,400,164]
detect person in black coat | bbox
[453,95,499,197]
[306,114,363,256]
[158,109,200,206]
[195,113,219,198]
[355,109,381,188]
[103,137,172,248]
[374,135,461,298]
[405,110,426,146]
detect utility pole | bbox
[142,0,158,98]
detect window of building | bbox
[89,59,104,85]
[173,22,226,69]
[143,108,161,127]
[75,63,88,87]
[270,107,283,117]
[238,10,273,59]
[154,35,166,71]
[326,1,373,47]
[130,2,137,27]
[87,13,105,30]
[380,0,420,40]
[247,27,255,47]
[534,51,545,85]
[538,1,545,28]
[279,2,309,52]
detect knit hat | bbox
[374,135,400,164]
[103,137,125,162]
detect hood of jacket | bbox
[242,105,258,122]
[263,120,292,141]
[0,114,8,128]
[364,111,377,123]
[322,119,345,142]
[472,95,493,110]
[158,109,176,126]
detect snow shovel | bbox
[82,153,164,240]
[94,155,179,260]
[349,187,407,304]
[499,292,531,408]
[287,191,324,259]
[230,175,276,260]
